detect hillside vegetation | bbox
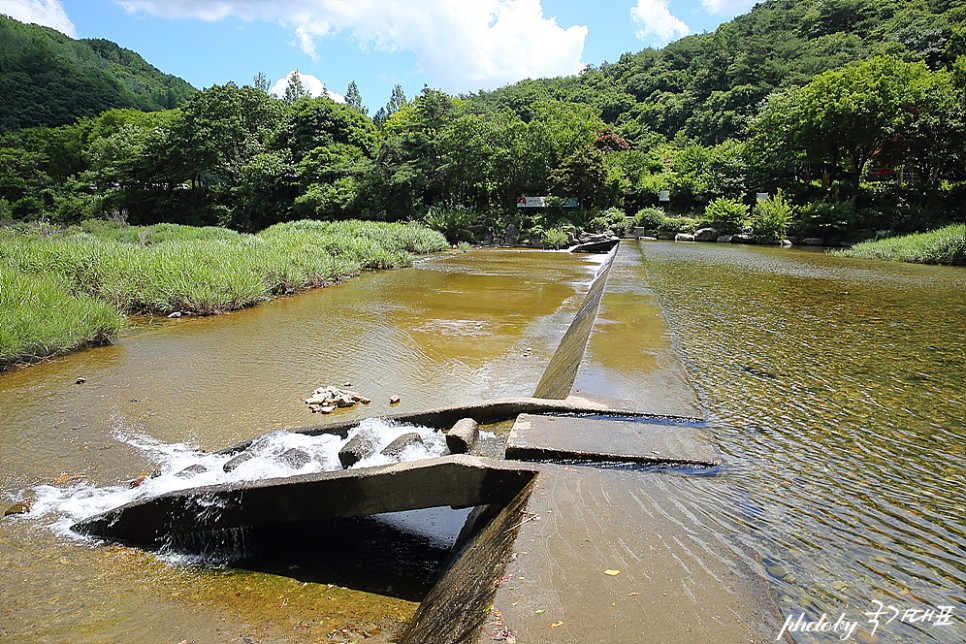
[0,1,963,248]
[0,15,196,131]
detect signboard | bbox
[516,196,579,208]
[658,190,670,202]
[516,196,547,208]
[756,192,770,202]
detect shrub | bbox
[752,190,795,242]
[796,201,855,241]
[588,207,627,234]
[702,197,748,233]
[541,227,571,250]
[632,207,667,232]
[656,216,699,237]
[421,207,477,242]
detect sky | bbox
[1,0,758,111]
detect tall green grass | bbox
[0,220,448,367]
[0,266,125,367]
[831,224,966,265]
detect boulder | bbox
[731,233,758,244]
[693,227,719,242]
[339,433,375,469]
[801,237,824,246]
[175,464,207,478]
[674,233,695,242]
[223,450,255,473]
[279,448,312,469]
[716,235,733,243]
[446,418,480,454]
[380,432,424,458]
[389,395,401,405]
[504,223,519,245]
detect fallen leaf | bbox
[551,621,564,628]
[534,609,545,615]
[604,569,621,576]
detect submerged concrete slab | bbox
[479,465,782,643]
[71,455,538,548]
[572,242,704,417]
[506,414,720,467]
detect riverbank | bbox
[830,223,966,265]
[0,219,448,369]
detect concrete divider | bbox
[72,455,539,548]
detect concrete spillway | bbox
[71,241,783,643]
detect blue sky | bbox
[1,0,758,111]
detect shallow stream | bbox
[1,243,963,643]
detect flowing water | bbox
[1,242,964,643]
[636,241,965,643]
[0,249,603,643]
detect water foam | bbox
[22,418,485,546]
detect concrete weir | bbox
[71,242,783,642]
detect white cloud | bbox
[699,0,758,16]
[270,70,345,102]
[0,0,76,36]
[114,0,587,93]
[631,0,689,47]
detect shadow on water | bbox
[164,506,475,602]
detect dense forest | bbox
[0,15,196,131]
[1,0,963,245]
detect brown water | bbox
[2,242,964,643]
[0,249,603,643]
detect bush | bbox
[632,207,667,232]
[588,207,627,234]
[796,201,855,241]
[656,216,699,237]
[752,190,795,242]
[701,197,748,234]
[421,206,477,242]
[541,227,571,250]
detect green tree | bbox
[283,71,309,105]
[345,81,366,114]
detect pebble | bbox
[75,377,86,384]
[4,501,31,516]
[389,395,401,404]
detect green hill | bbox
[469,0,964,146]
[0,14,196,132]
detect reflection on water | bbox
[637,241,966,643]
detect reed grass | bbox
[831,224,966,265]
[0,265,125,368]
[0,220,448,367]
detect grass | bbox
[831,224,966,266]
[0,265,125,366]
[0,220,448,368]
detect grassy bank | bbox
[0,220,448,368]
[830,224,966,265]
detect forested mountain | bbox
[468,0,964,145]
[0,0,962,244]
[0,15,196,131]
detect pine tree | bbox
[346,81,366,114]
[283,70,309,105]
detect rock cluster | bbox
[305,385,371,413]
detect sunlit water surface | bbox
[636,241,965,643]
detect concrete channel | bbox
[73,242,784,643]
